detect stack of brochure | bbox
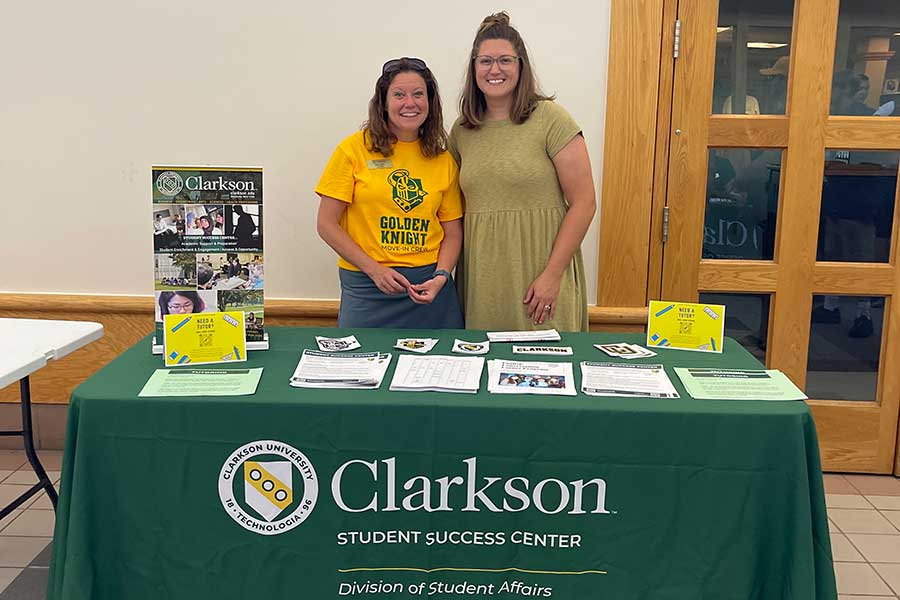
[486,329,561,343]
[290,350,391,389]
[390,355,485,394]
[580,362,680,398]
[486,359,576,396]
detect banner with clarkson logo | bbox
[151,166,265,346]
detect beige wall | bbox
[1,1,610,302]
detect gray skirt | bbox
[338,264,463,329]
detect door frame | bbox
[598,0,900,473]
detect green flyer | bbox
[674,367,807,401]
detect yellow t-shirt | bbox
[316,131,463,271]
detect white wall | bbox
[1,0,610,302]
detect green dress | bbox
[449,101,589,332]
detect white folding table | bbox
[0,318,104,518]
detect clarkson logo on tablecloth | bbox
[219,441,613,536]
[218,440,319,535]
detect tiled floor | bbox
[824,472,900,598]
[0,450,898,599]
[0,450,61,600]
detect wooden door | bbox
[661,0,900,472]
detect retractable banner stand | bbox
[151,166,267,353]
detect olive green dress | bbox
[449,101,589,332]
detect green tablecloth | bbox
[48,327,836,600]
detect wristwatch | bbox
[432,269,452,281]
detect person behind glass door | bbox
[758,56,789,115]
[315,57,464,329]
[814,70,890,338]
[449,12,596,331]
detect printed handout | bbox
[580,362,679,398]
[487,359,575,396]
[390,355,485,394]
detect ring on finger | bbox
[543,304,552,311]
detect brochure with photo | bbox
[486,359,576,396]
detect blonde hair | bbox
[458,12,554,129]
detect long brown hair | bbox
[363,58,448,158]
[459,12,554,129]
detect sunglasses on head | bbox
[381,57,428,76]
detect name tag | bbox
[367,159,393,170]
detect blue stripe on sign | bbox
[234,346,241,360]
[169,351,178,360]
[177,355,190,364]
[171,317,192,332]
[654,304,675,317]
[710,337,717,351]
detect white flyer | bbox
[452,339,490,355]
[512,345,574,356]
[486,359,576,396]
[395,338,439,354]
[580,362,679,398]
[390,355,485,394]
[486,329,562,343]
[315,335,361,352]
[290,350,391,389]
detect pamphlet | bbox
[315,335,361,352]
[674,368,807,401]
[390,355,485,394]
[486,329,562,343]
[395,338,439,354]
[290,350,391,389]
[452,339,490,355]
[486,359,576,396]
[139,368,263,397]
[580,362,679,398]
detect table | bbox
[48,327,836,600]
[0,319,104,519]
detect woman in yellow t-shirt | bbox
[316,57,464,328]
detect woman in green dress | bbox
[449,12,596,332]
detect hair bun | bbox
[479,11,510,30]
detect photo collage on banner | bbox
[152,166,265,346]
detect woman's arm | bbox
[408,218,462,304]
[316,195,411,294]
[523,134,596,324]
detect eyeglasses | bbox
[473,55,520,70]
[167,301,194,311]
[382,57,428,76]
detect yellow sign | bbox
[647,300,726,353]
[163,311,247,367]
